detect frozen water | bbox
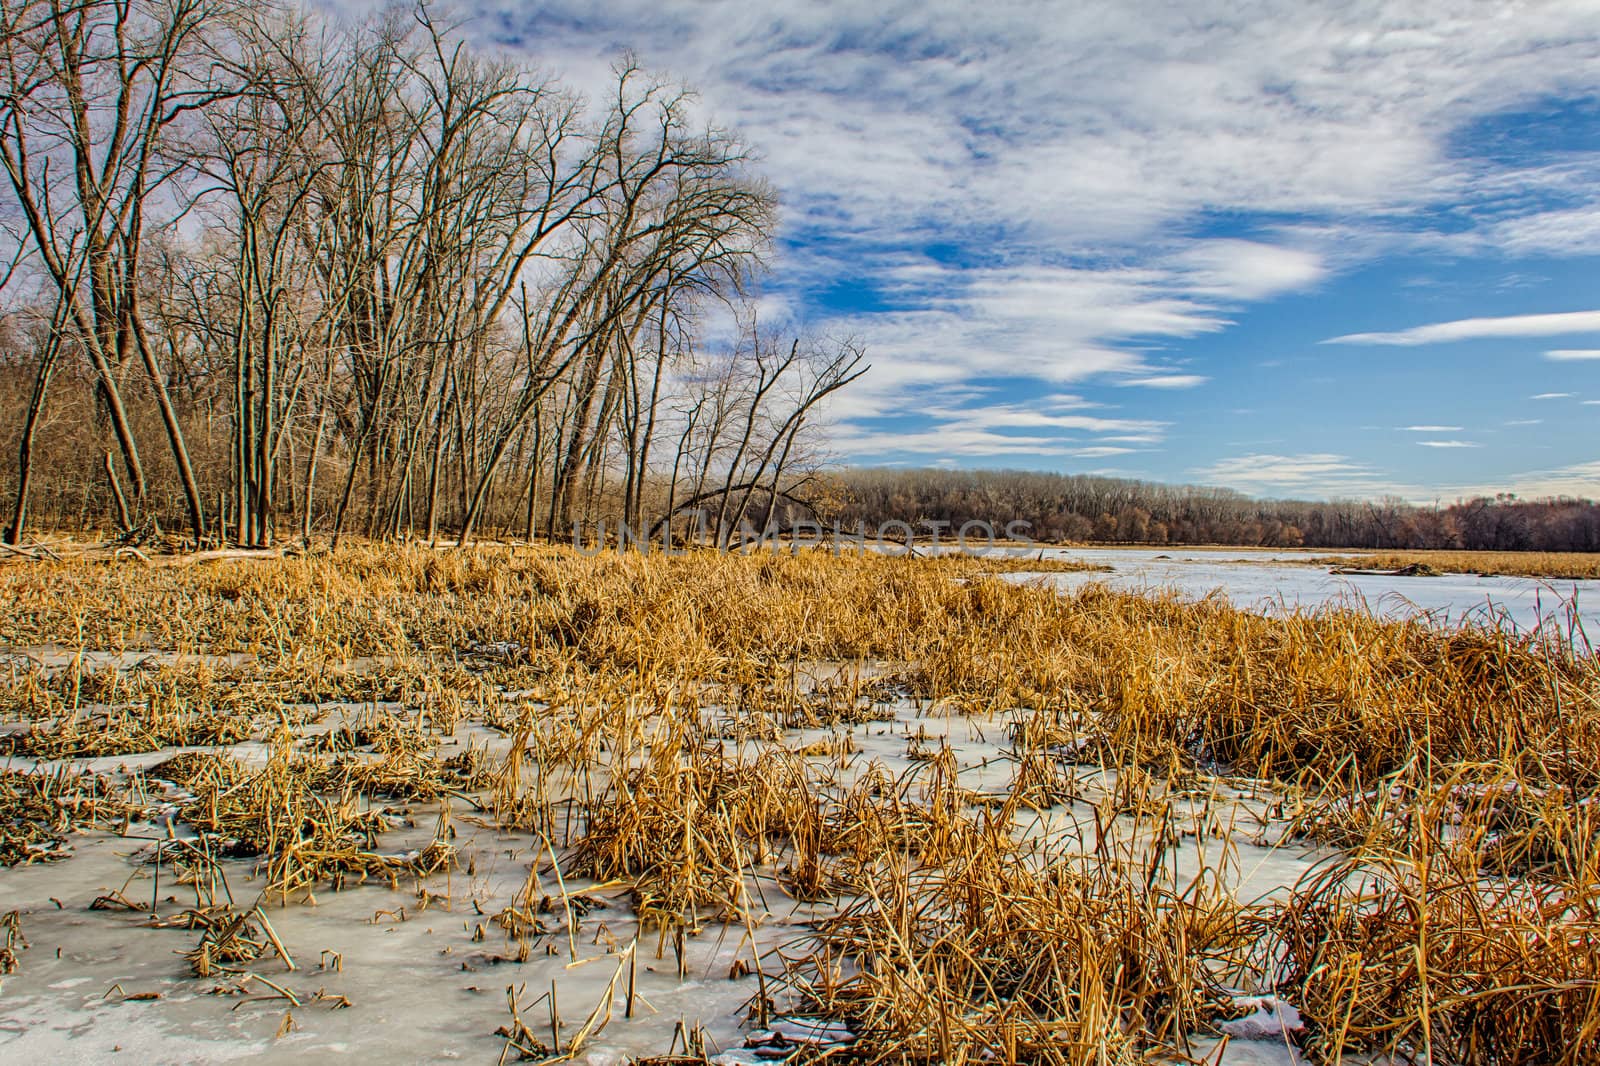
[1001,547,1600,640]
[1,695,1323,1065]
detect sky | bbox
[394,0,1600,501]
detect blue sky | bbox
[426,0,1600,500]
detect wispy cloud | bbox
[1488,206,1600,257]
[1116,374,1209,389]
[1191,453,1398,497]
[1166,240,1325,301]
[1072,445,1142,458]
[1327,311,1600,346]
[1401,425,1463,432]
[830,396,1168,460]
[1416,440,1481,448]
[1195,451,1600,501]
[816,262,1231,420]
[1546,349,1600,361]
[1468,459,1600,499]
[1532,392,1576,400]
[1505,418,1544,425]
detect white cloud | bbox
[1071,446,1142,458]
[1327,311,1600,346]
[1416,440,1480,448]
[1191,453,1399,497]
[524,2,1600,268]
[1489,206,1600,257]
[1167,240,1325,301]
[1195,451,1600,501]
[1469,459,1600,499]
[1532,392,1576,399]
[828,396,1168,460]
[815,262,1231,420]
[1505,418,1543,425]
[1547,349,1600,361]
[1401,425,1463,432]
[1116,374,1209,389]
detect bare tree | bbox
[189,6,339,545]
[0,0,234,541]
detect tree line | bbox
[829,468,1600,553]
[0,0,864,548]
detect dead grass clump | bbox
[0,661,124,720]
[790,673,903,729]
[1293,762,1600,883]
[0,709,164,759]
[1083,598,1600,788]
[784,819,1245,1064]
[147,752,249,792]
[817,752,994,886]
[0,768,122,865]
[173,732,453,896]
[1310,550,1600,581]
[183,908,270,976]
[0,664,52,720]
[1,690,255,759]
[318,737,495,801]
[566,738,817,917]
[1270,847,1600,1064]
[0,909,25,973]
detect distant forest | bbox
[827,468,1600,553]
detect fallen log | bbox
[1330,562,1441,577]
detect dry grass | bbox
[0,767,128,865]
[1272,848,1600,1064]
[1309,550,1600,581]
[7,544,1591,784]
[0,908,24,973]
[2,543,1599,1061]
[781,806,1249,1064]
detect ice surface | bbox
[1,697,1324,1064]
[1003,547,1599,639]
